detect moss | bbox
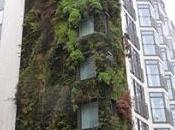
[16,0,132,130]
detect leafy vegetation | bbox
[16,0,132,130]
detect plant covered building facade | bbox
[0,0,175,130]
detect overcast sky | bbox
[164,0,175,23]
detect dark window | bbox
[136,118,149,130]
[130,48,143,81]
[133,80,149,119]
[125,13,140,49]
[80,102,99,129]
[79,17,94,37]
[80,57,96,80]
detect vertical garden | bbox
[16,0,132,130]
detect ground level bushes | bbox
[16,0,132,130]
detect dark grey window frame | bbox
[136,118,149,130]
[138,4,152,27]
[141,31,159,56]
[145,60,163,88]
[149,92,168,123]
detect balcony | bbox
[160,75,168,91]
[171,88,175,100]
[148,0,154,6]
[161,36,169,46]
[150,17,157,30]
[126,26,140,50]
[135,97,149,119]
[165,109,174,126]
[166,60,175,74]
[158,10,165,22]
[138,67,144,82]
[123,0,136,20]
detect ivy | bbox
[16,0,132,130]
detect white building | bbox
[0,0,24,130]
[122,0,175,130]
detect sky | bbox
[164,0,175,23]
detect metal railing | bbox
[123,0,136,20]
[160,75,168,91]
[165,109,174,126]
[135,97,149,119]
[136,0,154,6]
[126,26,140,50]
[150,16,157,30]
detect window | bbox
[125,13,140,49]
[160,48,170,71]
[136,118,149,130]
[154,128,170,130]
[0,0,4,10]
[130,48,143,81]
[141,31,157,55]
[150,93,166,122]
[170,104,175,125]
[133,80,148,119]
[81,102,99,129]
[165,76,174,100]
[79,17,94,37]
[80,57,96,80]
[145,60,161,87]
[157,24,164,44]
[138,4,152,27]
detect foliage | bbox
[16,0,132,130]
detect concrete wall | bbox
[0,0,24,129]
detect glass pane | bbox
[139,8,150,17]
[151,98,164,108]
[80,58,96,80]
[146,65,159,74]
[142,35,155,45]
[152,109,166,122]
[0,0,4,10]
[79,18,94,37]
[81,102,99,129]
[139,17,151,26]
[147,75,161,86]
[144,45,156,55]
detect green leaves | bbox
[68,9,81,26]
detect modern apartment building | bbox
[122,0,175,130]
[0,0,24,130]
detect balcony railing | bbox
[136,0,154,6]
[126,26,140,50]
[158,10,165,22]
[160,75,168,91]
[135,97,149,119]
[165,109,174,126]
[151,16,157,30]
[162,36,169,46]
[171,88,175,100]
[123,0,136,20]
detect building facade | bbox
[0,0,175,130]
[122,0,175,130]
[0,0,24,130]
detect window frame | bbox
[149,92,167,123]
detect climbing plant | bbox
[16,0,132,130]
